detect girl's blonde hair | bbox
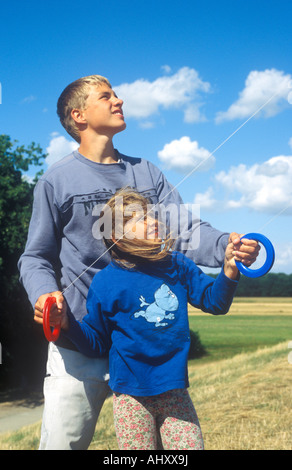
[57,75,112,143]
[103,188,175,268]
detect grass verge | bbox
[1,341,290,450]
[0,298,291,450]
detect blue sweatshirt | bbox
[18,150,229,330]
[65,252,238,396]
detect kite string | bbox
[62,87,290,294]
[161,88,283,199]
[257,203,292,232]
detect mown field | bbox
[0,297,291,450]
[188,297,292,364]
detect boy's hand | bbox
[229,232,260,266]
[34,291,69,330]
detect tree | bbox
[235,273,292,297]
[0,134,47,391]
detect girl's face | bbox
[123,214,159,240]
[106,192,173,264]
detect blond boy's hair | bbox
[57,75,112,143]
[103,188,175,268]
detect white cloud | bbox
[215,156,292,214]
[114,67,211,124]
[161,65,172,74]
[193,187,219,209]
[184,103,207,124]
[138,121,155,129]
[198,155,292,213]
[21,95,37,104]
[22,174,35,184]
[216,69,292,123]
[46,133,78,166]
[274,242,292,269]
[157,136,215,173]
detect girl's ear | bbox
[111,235,119,247]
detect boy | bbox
[18,75,258,450]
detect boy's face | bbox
[80,84,126,137]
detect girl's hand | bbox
[229,232,260,266]
[224,233,259,279]
[224,241,239,280]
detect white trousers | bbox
[39,343,110,450]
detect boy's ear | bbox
[71,108,86,124]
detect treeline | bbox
[208,272,292,297]
[235,272,292,297]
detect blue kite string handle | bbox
[235,233,275,278]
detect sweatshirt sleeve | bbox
[153,165,229,268]
[63,286,111,358]
[177,253,238,315]
[17,179,62,308]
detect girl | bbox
[59,188,240,450]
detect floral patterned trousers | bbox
[113,389,204,450]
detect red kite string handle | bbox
[43,296,61,342]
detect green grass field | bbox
[188,297,292,364]
[0,297,291,450]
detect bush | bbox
[188,330,207,359]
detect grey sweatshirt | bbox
[18,150,229,326]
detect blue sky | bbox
[1,0,291,274]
